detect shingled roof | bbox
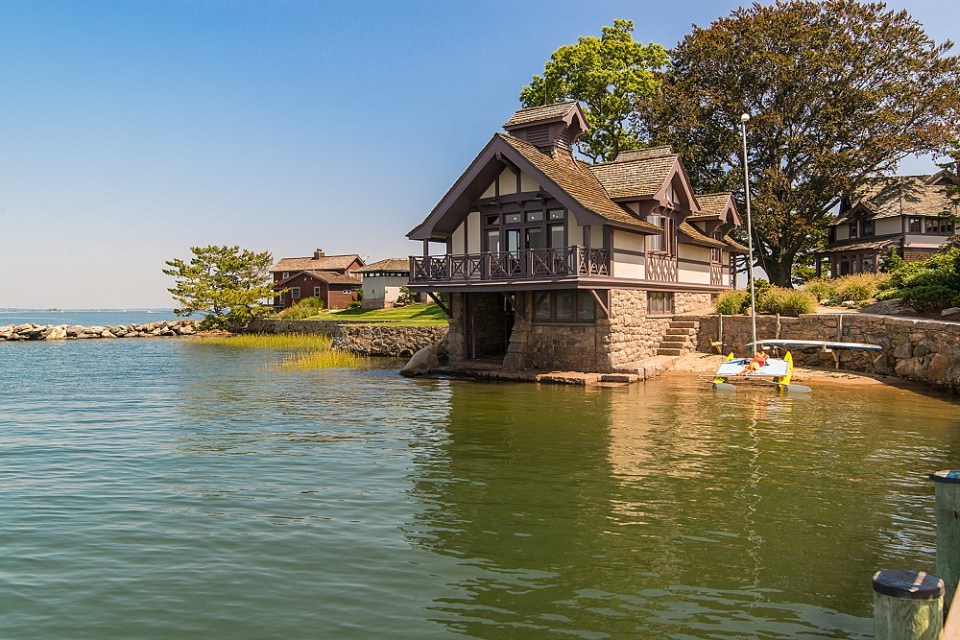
[678,222,726,248]
[832,175,958,225]
[357,258,410,274]
[274,270,361,288]
[269,254,363,273]
[503,101,581,129]
[689,192,734,220]
[497,134,662,233]
[588,153,679,200]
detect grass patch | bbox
[197,332,365,370]
[309,303,448,326]
[198,333,334,350]
[278,349,366,370]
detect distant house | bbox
[270,249,364,310]
[356,258,417,309]
[814,173,958,277]
[405,101,747,373]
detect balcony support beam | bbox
[589,289,610,319]
[427,292,451,317]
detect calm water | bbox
[0,309,178,327]
[2,339,959,639]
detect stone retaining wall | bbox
[692,313,960,394]
[0,320,198,341]
[249,318,447,358]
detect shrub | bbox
[756,287,817,316]
[277,297,323,320]
[715,289,750,314]
[804,278,836,302]
[834,273,888,302]
[881,247,960,311]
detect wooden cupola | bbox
[502,101,588,157]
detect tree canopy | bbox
[638,0,960,286]
[519,19,669,162]
[163,245,276,329]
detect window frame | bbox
[533,290,598,324]
[647,292,675,316]
[291,287,301,300]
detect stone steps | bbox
[656,318,701,357]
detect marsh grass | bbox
[199,333,334,350]
[278,349,366,370]
[198,332,365,370]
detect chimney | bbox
[313,249,325,259]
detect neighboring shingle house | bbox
[270,249,364,310]
[356,258,417,309]
[406,101,746,373]
[814,173,958,277]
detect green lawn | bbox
[310,303,448,326]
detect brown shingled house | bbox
[270,249,364,310]
[406,101,747,372]
[814,173,958,277]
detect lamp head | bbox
[740,113,751,123]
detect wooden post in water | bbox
[873,570,944,640]
[931,470,960,607]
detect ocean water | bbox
[0,309,179,327]
[2,337,959,639]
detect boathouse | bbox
[407,102,746,372]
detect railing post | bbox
[872,570,944,639]
[931,470,960,607]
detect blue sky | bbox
[0,0,956,308]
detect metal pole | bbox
[740,113,757,350]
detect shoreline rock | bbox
[0,320,198,342]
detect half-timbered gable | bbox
[406,102,744,373]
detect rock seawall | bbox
[0,320,198,341]
[249,319,448,358]
[692,313,960,394]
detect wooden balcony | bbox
[410,246,609,284]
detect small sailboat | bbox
[710,114,880,394]
[710,114,805,394]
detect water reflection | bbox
[407,378,960,638]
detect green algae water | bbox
[2,338,959,639]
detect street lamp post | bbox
[740,113,758,350]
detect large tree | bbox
[163,245,276,329]
[639,0,960,286]
[519,19,669,162]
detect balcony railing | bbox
[646,254,678,282]
[710,262,723,287]
[410,246,609,283]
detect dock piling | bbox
[873,569,944,640]
[930,470,960,607]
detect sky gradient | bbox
[1,0,956,308]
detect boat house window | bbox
[534,291,596,323]
[647,292,674,316]
[484,208,567,253]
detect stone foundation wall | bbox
[250,318,448,358]
[600,290,669,369]
[674,292,714,315]
[331,325,448,357]
[692,313,960,393]
[500,289,711,372]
